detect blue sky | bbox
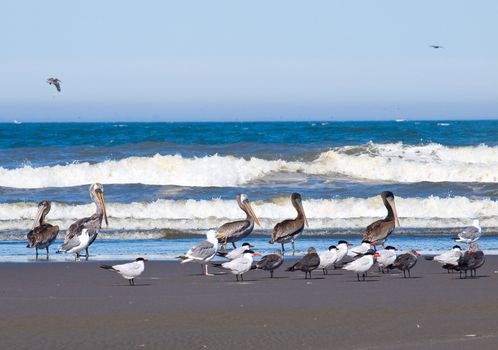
[1,0,497,121]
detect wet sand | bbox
[1,257,498,350]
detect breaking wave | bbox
[1,143,498,188]
[1,196,497,233]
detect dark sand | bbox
[2,257,498,350]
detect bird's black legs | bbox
[35,248,39,260]
[46,247,49,258]
[408,269,411,278]
[232,242,237,249]
[129,279,135,286]
[270,270,274,278]
[241,274,244,281]
[292,241,296,256]
[322,268,326,275]
[403,270,406,278]
[281,243,285,255]
[85,247,89,257]
[357,273,360,281]
[362,273,366,281]
[236,275,239,282]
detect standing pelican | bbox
[363,191,400,246]
[26,200,59,259]
[59,183,108,259]
[269,193,308,255]
[217,194,260,249]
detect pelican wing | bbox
[217,220,251,236]
[188,240,216,260]
[363,219,395,242]
[31,224,59,245]
[271,219,303,241]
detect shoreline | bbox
[2,258,498,349]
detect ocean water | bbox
[1,120,498,261]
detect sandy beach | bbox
[1,257,498,350]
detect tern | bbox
[100,257,148,286]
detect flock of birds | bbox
[25,184,485,285]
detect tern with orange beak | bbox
[58,183,108,259]
[343,250,379,281]
[269,193,308,255]
[363,191,400,246]
[217,194,261,249]
[212,250,261,281]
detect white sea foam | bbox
[1,196,497,232]
[1,143,498,188]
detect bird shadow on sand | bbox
[113,283,152,287]
[451,275,490,280]
[392,276,423,280]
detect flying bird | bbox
[47,77,62,92]
[430,45,443,49]
[26,200,59,259]
[100,257,148,286]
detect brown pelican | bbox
[47,77,62,92]
[26,200,59,259]
[269,193,308,255]
[363,191,400,246]
[58,183,108,259]
[217,194,261,249]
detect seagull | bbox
[176,230,223,276]
[318,245,338,275]
[100,257,148,286]
[376,246,397,273]
[286,247,320,279]
[431,245,463,273]
[254,250,284,278]
[47,77,62,92]
[212,250,261,281]
[456,243,485,279]
[390,250,420,278]
[430,45,443,49]
[454,219,481,244]
[217,242,254,260]
[347,240,375,257]
[343,250,378,281]
[57,229,90,260]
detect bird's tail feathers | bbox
[424,256,435,261]
[99,265,115,271]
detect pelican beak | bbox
[216,233,225,240]
[245,202,261,227]
[97,191,109,228]
[32,205,45,230]
[387,197,400,227]
[299,201,309,228]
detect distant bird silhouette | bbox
[47,77,62,92]
[430,45,443,49]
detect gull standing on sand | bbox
[456,243,485,279]
[100,258,148,286]
[58,183,108,259]
[286,247,320,279]
[318,245,338,275]
[376,246,397,273]
[390,250,420,278]
[454,219,481,244]
[176,230,223,276]
[217,194,261,249]
[363,191,400,246]
[269,193,308,255]
[254,250,284,278]
[343,250,378,281]
[430,245,463,273]
[212,250,261,281]
[26,200,59,259]
[47,77,62,92]
[217,242,254,260]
